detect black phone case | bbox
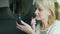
[17,16,23,25]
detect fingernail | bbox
[21,20,24,23]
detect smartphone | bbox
[17,16,23,25]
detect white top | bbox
[36,20,60,34]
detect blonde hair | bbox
[33,0,56,24]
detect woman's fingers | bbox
[17,26,23,31]
[16,22,24,28]
[16,20,35,34]
[16,25,26,31]
[31,18,36,31]
[16,20,28,26]
[21,20,28,26]
[16,22,25,31]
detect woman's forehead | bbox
[35,4,45,10]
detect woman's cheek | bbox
[40,14,48,20]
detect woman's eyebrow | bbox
[38,7,42,11]
[35,5,43,11]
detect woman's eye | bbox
[38,8,42,11]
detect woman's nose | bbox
[35,9,40,16]
[35,9,39,13]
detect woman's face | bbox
[35,5,51,21]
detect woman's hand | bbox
[16,18,36,34]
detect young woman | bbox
[16,0,60,34]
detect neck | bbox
[40,18,50,30]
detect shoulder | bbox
[54,20,60,26]
[55,20,60,23]
[49,20,60,34]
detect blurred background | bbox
[0,0,33,34]
[55,0,60,20]
[0,0,60,34]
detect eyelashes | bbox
[38,7,42,11]
[35,7,42,12]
